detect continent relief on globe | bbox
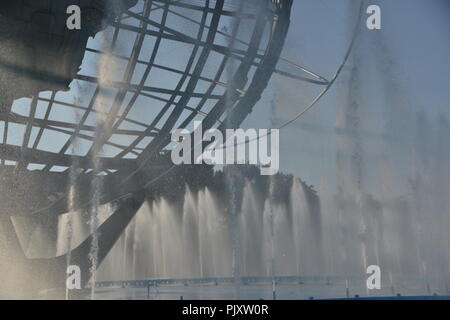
[0,0,138,110]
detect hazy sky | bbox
[242,0,450,194]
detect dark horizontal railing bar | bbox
[93,275,347,289]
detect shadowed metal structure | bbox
[0,0,301,215]
[0,0,323,297]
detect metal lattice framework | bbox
[0,0,329,217]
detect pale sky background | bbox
[243,0,450,195]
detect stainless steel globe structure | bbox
[0,0,301,295]
[0,0,297,215]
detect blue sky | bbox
[241,0,450,194]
